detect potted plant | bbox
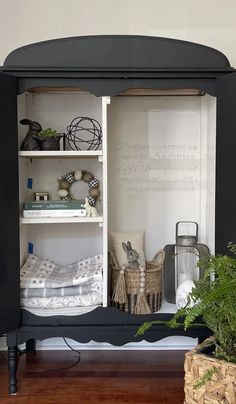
[137,242,236,403]
[38,128,61,150]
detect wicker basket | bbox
[110,250,164,314]
[184,338,236,404]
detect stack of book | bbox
[23,200,86,218]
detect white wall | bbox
[0,0,236,67]
[0,0,234,350]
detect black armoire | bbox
[0,35,236,394]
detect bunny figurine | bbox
[83,197,97,217]
[122,241,140,270]
[20,118,42,151]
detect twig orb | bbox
[65,117,102,151]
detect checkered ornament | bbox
[62,195,71,201]
[63,171,75,184]
[87,196,96,206]
[88,178,99,189]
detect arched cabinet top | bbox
[2,35,233,73]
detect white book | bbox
[23,209,87,218]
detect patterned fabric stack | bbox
[20,254,103,316]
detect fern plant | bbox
[137,242,236,362]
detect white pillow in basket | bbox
[109,230,146,270]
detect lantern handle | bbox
[176,221,198,241]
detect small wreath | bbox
[57,169,100,206]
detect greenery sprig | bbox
[137,242,236,363]
[39,128,57,137]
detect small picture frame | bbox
[33,192,49,201]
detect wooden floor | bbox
[0,350,186,403]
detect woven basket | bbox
[110,250,164,314]
[184,338,236,404]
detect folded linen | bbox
[21,281,102,298]
[21,291,102,309]
[20,254,103,289]
[23,305,100,317]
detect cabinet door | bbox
[0,72,20,334]
[216,72,236,255]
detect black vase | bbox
[40,137,60,150]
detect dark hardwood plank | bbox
[0,350,185,403]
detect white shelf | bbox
[19,150,103,159]
[18,94,108,308]
[20,215,103,225]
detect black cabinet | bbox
[1,35,236,394]
[0,73,19,335]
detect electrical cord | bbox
[0,350,6,362]
[0,335,7,362]
[17,338,81,373]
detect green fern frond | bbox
[137,243,236,359]
[193,367,218,389]
[183,302,205,329]
[136,321,159,336]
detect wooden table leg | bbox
[8,346,17,394]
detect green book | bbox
[23,200,85,210]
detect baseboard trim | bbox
[0,335,196,351]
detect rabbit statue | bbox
[83,197,97,217]
[20,119,42,151]
[122,241,140,270]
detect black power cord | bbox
[17,338,81,373]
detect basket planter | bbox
[184,338,236,404]
[110,250,164,315]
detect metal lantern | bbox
[164,221,210,304]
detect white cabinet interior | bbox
[18,89,216,314]
[18,91,108,306]
[108,94,216,258]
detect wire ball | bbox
[65,117,102,151]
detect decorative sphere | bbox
[140,281,145,288]
[63,172,75,184]
[139,287,145,293]
[140,267,145,272]
[89,188,100,198]
[88,178,99,189]
[65,116,102,151]
[57,189,69,198]
[83,172,94,182]
[74,169,83,180]
[57,179,70,191]
[87,195,96,206]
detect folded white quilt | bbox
[20,254,103,289]
[21,281,102,298]
[23,305,100,317]
[21,291,102,309]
